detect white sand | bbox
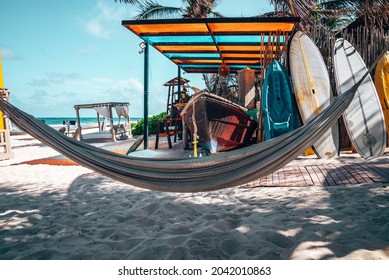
[0,135,388,260]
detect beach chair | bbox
[114,124,129,141]
[58,127,66,134]
[155,117,182,149]
[63,120,76,135]
[72,127,81,141]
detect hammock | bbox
[0,75,366,192]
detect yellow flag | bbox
[0,52,4,130]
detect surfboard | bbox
[289,31,339,158]
[333,39,386,158]
[262,59,299,140]
[374,51,389,139]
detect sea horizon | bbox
[10,116,142,132]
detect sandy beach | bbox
[0,134,389,260]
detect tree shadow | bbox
[0,171,388,260]
[10,142,47,149]
[316,162,389,259]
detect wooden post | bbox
[0,53,4,132]
[170,83,175,117]
[0,52,12,160]
[109,105,115,141]
[0,88,12,160]
[166,85,171,116]
[182,117,189,149]
[126,105,132,137]
[75,106,82,141]
[177,67,181,103]
[97,112,101,132]
[143,41,149,150]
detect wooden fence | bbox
[308,25,388,78]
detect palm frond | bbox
[114,0,142,4]
[318,0,388,29]
[269,0,388,31]
[208,11,223,18]
[135,0,183,19]
[317,0,356,9]
[269,0,290,13]
[182,0,221,18]
[269,0,317,27]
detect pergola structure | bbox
[122,17,299,149]
[74,102,130,142]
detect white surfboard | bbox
[333,39,386,158]
[289,31,339,158]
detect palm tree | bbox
[318,0,388,30]
[270,0,316,27]
[116,0,227,95]
[115,0,141,3]
[116,0,222,19]
[269,0,388,31]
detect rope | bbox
[192,93,199,157]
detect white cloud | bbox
[78,46,99,55]
[97,1,128,21]
[83,18,109,39]
[26,72,145,115]
[0,48,20,59]
[29,78,49,87]
[47,72,81,84]
[29,72,81,87]
[14,73,168,117]
[81,1,135,39]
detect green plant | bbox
[131,112,167,135]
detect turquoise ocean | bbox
[11,117,142,132]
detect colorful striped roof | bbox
[122,17,299,73]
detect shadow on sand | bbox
[0,170,388,260]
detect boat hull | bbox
[181,93,257,153]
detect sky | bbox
[0,0,273,118]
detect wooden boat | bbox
[262,59,299,140]
[334,39,386,158]
[289,31,339,158]
[374,51,389,139]
[181,92,257,153]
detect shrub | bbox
[131,112,167,135]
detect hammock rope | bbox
[0,72,368,192]
[191,93,199,157]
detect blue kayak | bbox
[262,59,299,140]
